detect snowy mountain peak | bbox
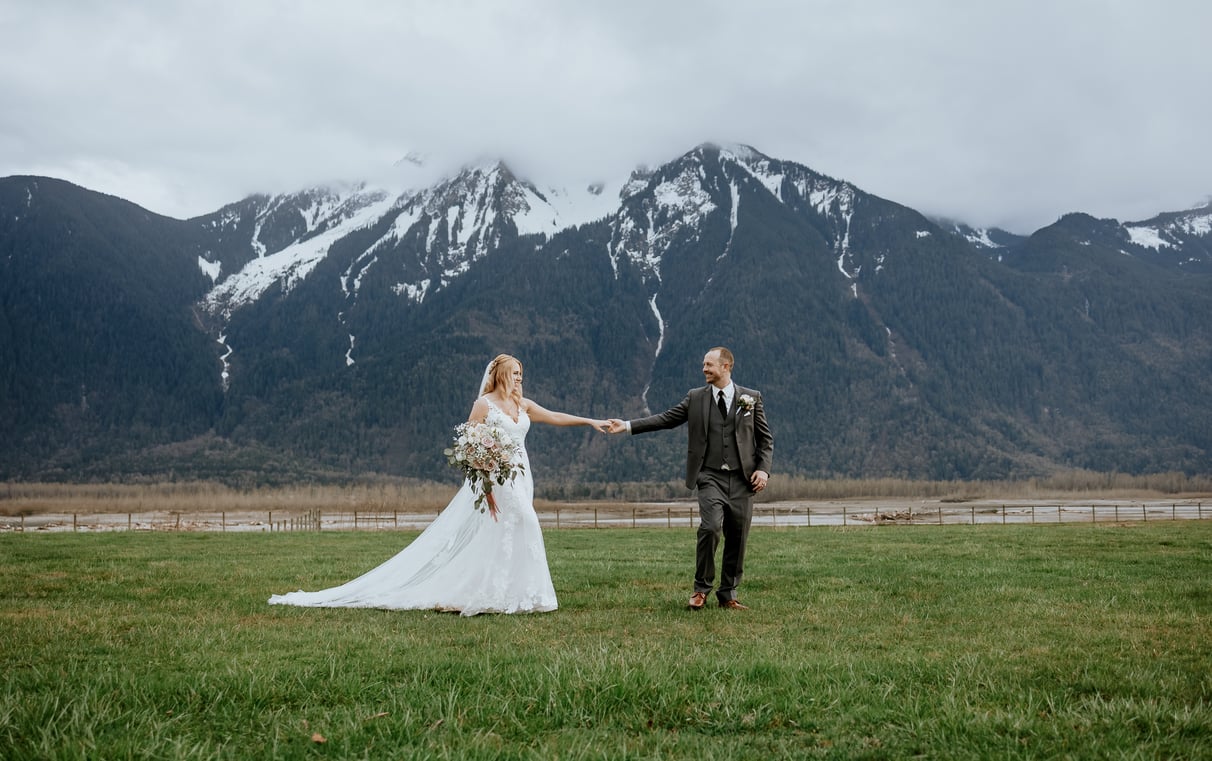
[691,141,763,160]
[605,143,870,284]
[197,144,1204,331]
[199,159,591,319]
[201,185,398,320]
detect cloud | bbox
[1,0,1209,232]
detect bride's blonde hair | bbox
[482,354,524,406]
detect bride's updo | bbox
[482,354,524,406]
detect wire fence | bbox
[2,501,1207,533]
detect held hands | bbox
[591,419,627,434]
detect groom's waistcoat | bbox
[704,396,741,472]
[629,382,773,490]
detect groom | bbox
[608,347,773,610]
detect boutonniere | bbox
[737,394,756,412]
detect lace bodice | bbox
[484,398,530,459]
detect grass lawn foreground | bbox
[2,522,1210,759]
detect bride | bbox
[269,354,607,616]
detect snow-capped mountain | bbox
[3,146,1211,483]
[205,141,1185,342]
[342,161,577,306]
[608,143,866,281]
[199,184,396,320]
[197,160,625,323]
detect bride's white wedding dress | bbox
[269,400,557,616]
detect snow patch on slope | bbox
[203,192,397,320]
[608,160,718,280]
[1125,225,1172,250]
[1124,206,1212,251]
[197,256,221,282]
[958,226,1002,248]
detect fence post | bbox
[594,507,598,529]
[971,505,975,525]
[666,507,671,529]
[806,506,811,527]
[73,513,77,532]
[556,507,560,530]
[632,507,636,529]
[1091,505,1095,523]
[1173,503,1177,520]
[1031,505,1035,524]
[269,511,273,531]
[1001,505,1006,525]
[842,505,847,526]
[129,513,133,531]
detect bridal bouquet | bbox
[444,421,525,521]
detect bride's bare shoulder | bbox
[468,396,491,422]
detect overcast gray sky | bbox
[2,0,1209,232]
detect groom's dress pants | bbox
[695,467,754,602]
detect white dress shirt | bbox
[715,382,735,413]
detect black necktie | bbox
[717,390,727,418]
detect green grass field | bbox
[3,523,1210,759]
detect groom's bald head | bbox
[710,346,734,370]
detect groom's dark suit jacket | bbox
[631,384,774,490]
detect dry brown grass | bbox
[0,481,454,517]
[758,471,1212,502]
[3,470,1209,517]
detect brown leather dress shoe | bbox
[719,599,750,610]
[687,592,707,610]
